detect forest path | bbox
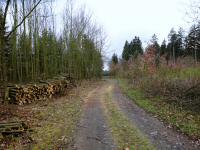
[69,83,116,150]
[68,79,199,150]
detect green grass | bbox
[102,85,155,150]
[158,67,200,79]
[118,79,200,139]
[179,68,200,78]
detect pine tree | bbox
[150,34,160,53]
[122,37,143,61]
[149,34,160,67]
[176,27,185,57]
[168,28,178,63]
[160,39,167,55]
[130,36,143,57]
[112,53,118,65]
[185,24,200,62]
[122,40,130,61]
[160,39,170,65]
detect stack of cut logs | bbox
[5,76,75,105]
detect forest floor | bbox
[0,81,101,149]
[0,79,200,149]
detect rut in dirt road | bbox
[71,86,116,150]
[111,80,200,150]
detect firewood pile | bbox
[5,76,75,105]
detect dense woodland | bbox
[120,27,200,65]
[0,0,104,84]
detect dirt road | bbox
[69,86,116,150]
[69,80,200,150]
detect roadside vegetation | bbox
[102,85,155,150]
[118,78,200,139]
[110,39,200,140]
[109,8,200,140]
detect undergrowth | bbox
[118,79,200,139]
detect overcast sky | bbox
[54,0,192,68]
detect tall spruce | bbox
[112,53,118,65]
[122,37,143,61]
[150,34,160,67]
[185,24,200,62]
[122,40,130,61]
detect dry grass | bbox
[0,80,101,149]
